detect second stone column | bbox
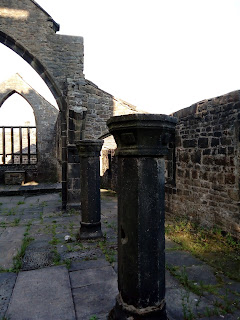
[75,140,103,240]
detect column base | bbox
[79,221,103,240]
[108,294,168,320]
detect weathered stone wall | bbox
[67,78,143,140]
[0,0,146,207]
[0,74,60,183]
[166,90,240,239]
[66,79,144,208]
[0,0,84,207]
[100,91,240,239]
[0,0,84,94]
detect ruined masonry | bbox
[0,0,142,209]
[0,0,239,240]
[0,74,60,183]
[103,91,240,239]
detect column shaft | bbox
[76,140,103,240]
[107,114,177,319]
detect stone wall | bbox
[0,0,84,207]
[100,91,240,239]
[66,78,143,208]
[67,78,143,140]
[166,90,240,239]
[0,0,144,207]
[0,0,84,94]
[0,74,60,183]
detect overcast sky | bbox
[1,0,240,115]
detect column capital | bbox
[107,114,177,157]
[75,140,103,157]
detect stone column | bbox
[66,107,87,210]
[107,114,177,320]
[75,140,103,240]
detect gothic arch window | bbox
[0,93,37,165]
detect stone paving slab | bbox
[198,310,240,320]
[23,195,47,205]
[70,265,117,289]
[71,263,117,320]
[0,226,26,269]
[6,266,76,320]
[166,251,205,267]
[166,237,182,250]
[225,280,240,295]
[72,281,117,320]
[0,226,26,242]
[0,195,25,204]
[0,241,22,269]
[0,272,17,317]
[166,270,181,289]
[166,287,216,320]
[70,258,109,272]
[179,264,218,286]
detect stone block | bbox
[228,189,240,201]
[202,156,214,165]
[225,173,236,185]
[211,137,219,147]
[214,156,227,166]
[198,137,208,148]
[191,150,201,163]
[4,171,25,185]
[183,139,196,148]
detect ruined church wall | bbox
[66,78,143,206]
[67,78,141,140]
[0,0,85,206]
[166,90,240,239]
[0,0,84,94]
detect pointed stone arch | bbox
[0,74,60,182]
[0,0,142,209]
[0,1,84,208]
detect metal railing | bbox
[0,126,37,165]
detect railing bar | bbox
[35,128,38,162]
[3,127,5,165]
[28,127,31,164]
[11,127,14,164]
[19,127,22,164]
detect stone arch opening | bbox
[0,85,60,183]
[0,92,37,171]
[0,91,36,125]
[0,30,67,206]
[0,31,63,106]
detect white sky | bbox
[1,0,240,116]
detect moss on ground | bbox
[166,218,240,282]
